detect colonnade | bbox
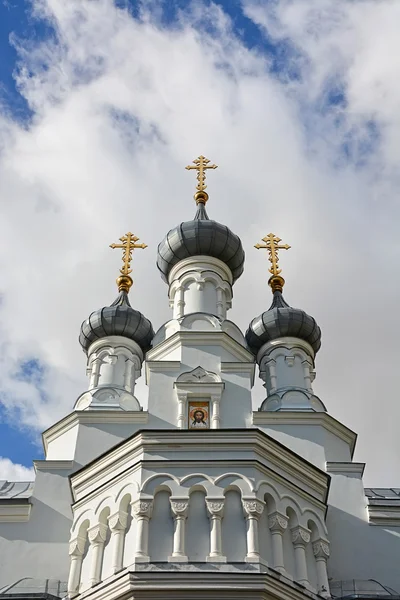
[68,495,330,598]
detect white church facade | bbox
[0,156,399,600]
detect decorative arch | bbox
[140,473,180,495]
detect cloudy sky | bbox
[0,0,399,485]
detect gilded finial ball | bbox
[194,190,209,204]
[117,275,133,293]
[269,275,285,293]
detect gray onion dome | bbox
[157,201,245,283]
[79,290,154,354]
[245,290,321,356]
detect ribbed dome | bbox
[157,202,245,283]
[79,290,154,354]
[245,291,321,356]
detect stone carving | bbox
[69,536,86,557]
[313,539,330,559]
[177,366,220,384]
[291,526,311,546]
[108,510,128,531]
[268,512,288,532]
[88,523,107,544]
[170,500,189,517]
[242,499,264,517]
[132,500,153,518]
[206,499,225,517]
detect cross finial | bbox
[110,232,147,293]
[255,233,291,293]
[185,155,218,204]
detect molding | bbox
[368,506,400,527]
[70,429,329,505]
[253,411,357,458]
[0,503,31,522]
[42,410,149,454]
[145,360,181,383]
[257,337,315,363]
[87,335,144,361]
[34,460,75,472]
[326,462,365,476]
[168,255,234,286]
[221,362,255,385]
[147,331,254,363]
[73,565,325,600]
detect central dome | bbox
[157,202,245,283]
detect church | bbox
[0,156,399,600]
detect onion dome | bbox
[245,288,321,356]
[79,232,155,354]
[157,155,245,283]
[79,289,154,354]
[245,233,321,356]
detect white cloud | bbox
[0,0,399,483]
[0,457,34,481]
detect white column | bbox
[88,523,108,587]
[211,395,220,429]
[242,499,264,562]
[313,539,331,598]
[123,359,135,392]
[268,512,290,577]
[291,525,311,587]
[266,358,277,392]
[169,499,189,562]
[302,358,313,391]
[67,536,86,597]
[177,392,187,429]
[108,510,128,574]
[89,358,102,390]
[132,499,153,563]
[216,287,224,319]
[206,499,226,563]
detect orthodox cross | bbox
[255,233,291,277]
[185,155,218,200]
[110,232,147,277]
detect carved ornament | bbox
[291,525,311,547]
[268,512,288,533]
[313,539,330,559]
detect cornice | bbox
[147,331,254,363]
[326,462,365,476]
[0,503,31,522]
[42,410,149,454]
[34,460,75,472]
[368,506,400,527]
[70,429,329,505]
[75,564,322,600]
[253,411,357,457]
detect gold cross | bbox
[185,155,218,203]
[255,233,291,277]
[110,232,147,292]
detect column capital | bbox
[268,511,289,533]
[242,498,265,519]
[170,498,189,518]
[206,498,225,518]
[313,538,330,560]
[108,509,128,532]
[291,525,311,547]
[88,522,108,545]
[69,535,86,557]
[132,499,153,519]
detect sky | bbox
[0,0,399,485]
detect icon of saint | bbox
[191,409,208,428]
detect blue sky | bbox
[0,0,275,470]
[0,0,399,484]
